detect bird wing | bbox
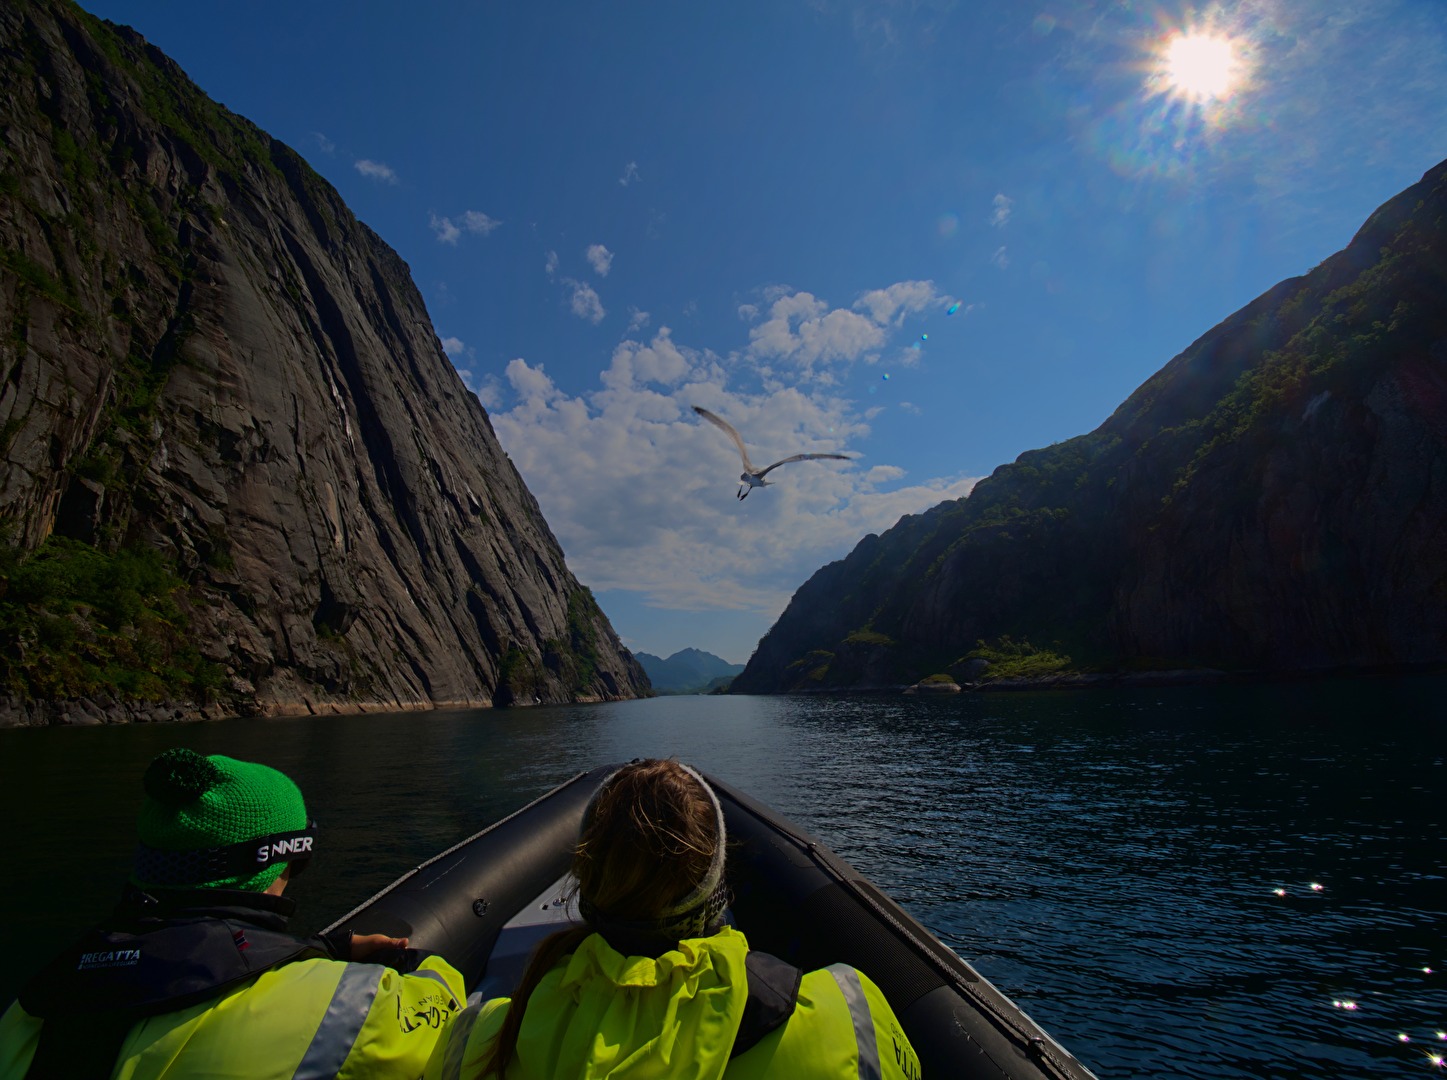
[693,406,755,472]
[756,453,850,479]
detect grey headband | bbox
[581,761,728,924]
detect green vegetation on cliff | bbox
[0,536,224,701]
[964,637,1073,681]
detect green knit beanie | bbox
[132,748,308,892]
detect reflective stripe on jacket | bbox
[0,953,465,1079]
[424,927,920,1080]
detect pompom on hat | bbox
[132,748,310,893]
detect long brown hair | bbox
[478,759,723,1078]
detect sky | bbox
[76,0,1447,664]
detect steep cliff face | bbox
[734,159,1447,692]
[0,0,649,721]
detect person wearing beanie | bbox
[426,758,920,1080]
[0,748,466,1079]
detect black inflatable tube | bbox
[329,764,1097,1080]
[707,773,1096,1080]
[325,764,616,984]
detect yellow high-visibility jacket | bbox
[425,927,921,1080]
[1,885,466,1080]
[0,953,464,1079]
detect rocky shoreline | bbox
[776,668,1235,696]
[0,690,636,728]
[756,663,1445,697]
[0,695,482,728]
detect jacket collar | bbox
[114,883,297,930]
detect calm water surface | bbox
[4,676,1444,1078]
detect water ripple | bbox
[2,677,1443,1078]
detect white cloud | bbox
[461,211,501,236]
[619,161,641,186]
[504,358,562,405]
[312,132,335,154]
[445,336,490,403]
[748,291,884,372]
[354,159,398,184]
[863,464,906,484]
[564,279,606,324]
[627,307,650,333]
[990,193,1012,227]
[430,215,461,244]
[442,335,482,400]
[853,280,944,326]
[586,244,614,277]
[602,328,694,392]
[485,328,980,630]
[737,303,760,322]
[431,210,500,245]
[544,251,559,278]
[475,378,504,411]
[992,246,1009,269]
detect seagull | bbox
[693,406,850,500]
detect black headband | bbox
[133,822,318,887]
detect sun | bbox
[1163,33,1239,100]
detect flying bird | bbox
[692,406,849,500]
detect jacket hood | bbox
[514,927,750,1080]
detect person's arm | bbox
[852,967,922,1080]
[423,996,512,1080]
[340,955,470,1077]
[316,927,432,970]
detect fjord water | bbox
[4,678,1443,1078]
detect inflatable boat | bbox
[325,764,1099,1080]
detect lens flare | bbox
[1164,34,1238,100]
[946,302,961,315]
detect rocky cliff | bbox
[0,0,650,723]
[733,158,1447,692]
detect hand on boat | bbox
[350,932,411,960]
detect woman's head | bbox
[573,759,728,940]
[476,760,729,1078]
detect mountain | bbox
[635,649,744,694]
[732,158,1447,693]
[0,0,650,724]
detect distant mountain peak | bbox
[635,648,744,694]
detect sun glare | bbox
[1164,33,1238,100]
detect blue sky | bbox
[78,0,1447,664]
